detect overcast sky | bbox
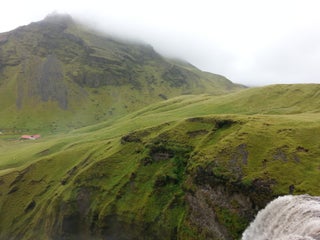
[1,0,320,86]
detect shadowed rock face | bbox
[16,54,68,109]
[37,54,68,109]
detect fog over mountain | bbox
[1,0,320,86]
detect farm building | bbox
[20,135,41,140]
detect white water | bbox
[242,195,320,240]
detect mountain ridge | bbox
[0,13,243,132]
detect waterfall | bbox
[242,195,320,240]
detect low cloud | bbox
[1,0,320,86]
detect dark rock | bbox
[8,186,19,194]
[61,213,82,237]
[10,168,29,187]
[273,147,288,162]
[194,164,276,209]
[38,54,68,109]
[229,143,248,166]
[296,146,309,152]
[152,151,174,161]
[25,200,36,213]
[293,153,301,163]
[158,93,168,100]
[60,179,67,185]
[215,119,236,129]
[141,157,153,166]
[154,174,178,187]
[162,65,188,87]
[289,184,295,194]
[186,185,252,240]
[121,133,142,144]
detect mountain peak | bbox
[44,12,74,24]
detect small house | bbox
[20,134,41,140]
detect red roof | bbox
[20,135,41,140]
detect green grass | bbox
[1,103,320,239]
[2,16,320,238]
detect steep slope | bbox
[0,14,242,132]
[1,84,320,239]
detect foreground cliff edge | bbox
[1,14,320,240]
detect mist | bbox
[2,0,320,86]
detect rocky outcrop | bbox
[184,164,276,239]
[186,185,251,240]
[38,54,68,109]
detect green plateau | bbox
[1,14,320,240]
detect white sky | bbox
[1,0,320,86]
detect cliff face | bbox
[16,54,68,109]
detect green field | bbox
[1,84,320,239]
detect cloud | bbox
[1,0,320,86]
[242,27,320,85]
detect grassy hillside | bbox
[0,14,243,133]
[1,84,320,239]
